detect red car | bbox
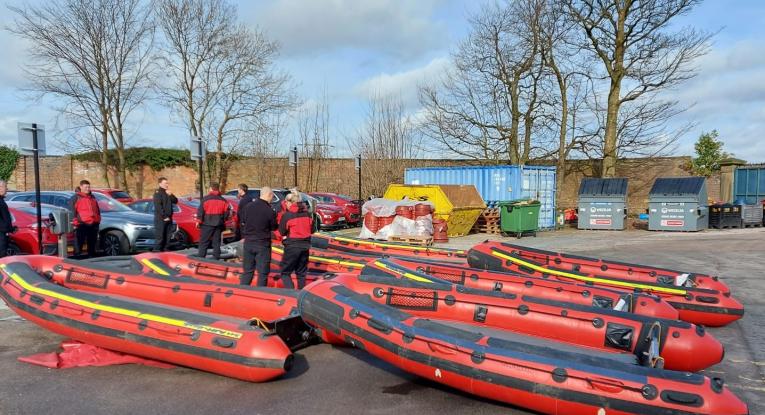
[309,192,361,225]
[128,196,236,247]
[92,188,135,204]
[6,201,74,256]
[314,203,347,229]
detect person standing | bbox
[278,191,313,289]
[234,183,252,241]
[196,182,229,260]
[152,177,177,251]
[70,180,101,258]
[239,186,277,286]
[0,181,16,258]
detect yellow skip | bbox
[492,250,687,296]
[1,267,242,339]
[329,235,465,255]
[141,258,171,276]
[373,261,433,284]
[273,246,364,269]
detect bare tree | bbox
[351,93,421,197]
[561,0,711,177]
[418,0,546,164]
[156,0,296,190]
[297,94,331,193]
[8,0,154,188]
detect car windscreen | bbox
[183,199,201,207]
[93,193,132,212]
[110,191,132,199]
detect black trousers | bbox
[153,220,173,251]
[279,244,309,289]
[75,223,99,258]
[241,242,271,286]
[197,225,223,259]
[0,233,8,258]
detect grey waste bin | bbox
[648,177,708,231]
[577,178,628,230]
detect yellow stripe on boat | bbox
[273,246,364,269]
[491,250,687,296]
[141,258,171,276]
[0,267,242,339]
[373,260,434,283]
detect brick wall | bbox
[8,155,720,210]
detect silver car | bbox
[7,191,169,256]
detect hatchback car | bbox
[5,201,75,256]
[310,192,361,225]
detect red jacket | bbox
[196,191,230,228]
[279,202,313,247]
[70,192,101,226]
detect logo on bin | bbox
[661,219,684,227]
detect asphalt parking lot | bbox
[1,227,763,415]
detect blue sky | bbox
[1,0,764,162]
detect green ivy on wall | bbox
[0,145,20,181]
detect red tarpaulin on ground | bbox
[18,340,175,369]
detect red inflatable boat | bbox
[381,257,679,320]
[481,242,730,293]
[468,244,744,327]
[349,265,722,372]
[10,255,313,350]
[0,261,293,382]
[299,279,748,415]
[311,233,468,261]
[133,251,331,288]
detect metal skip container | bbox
[577,178,628,230]
[648,177,709,231]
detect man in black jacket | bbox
[153,177,178,252]
[234,183,252,241]
[0,181,16,258]
[239,186,276,286]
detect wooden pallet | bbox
[387,235,434,246]
[742,222,763,228]
[473,207,502,234]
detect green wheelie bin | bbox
[498,199,541,238]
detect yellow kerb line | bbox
[373,261,433,283]
[0,267,242,339]
[331,235,465,255]
[141,259,171,276]
[491,250,687,296]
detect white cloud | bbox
[666,40,765,162]
[244,0,452,60]
[354,56,451,107]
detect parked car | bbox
[309,192,361,225]
[7,191,168,256]
[225,188,321,231]
[5,201,74,256]
[128,196,236,247]
[92,188,135,204]
[315,203,347,229]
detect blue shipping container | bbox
[404,165,557,229]
[734,166,765,204]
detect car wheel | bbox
[6,242,21,257]
[100,230,130,256]
[175,229,191,248]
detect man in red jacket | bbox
[196,182,230,260]
[70,179,101,258]
[277,191,314,289]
